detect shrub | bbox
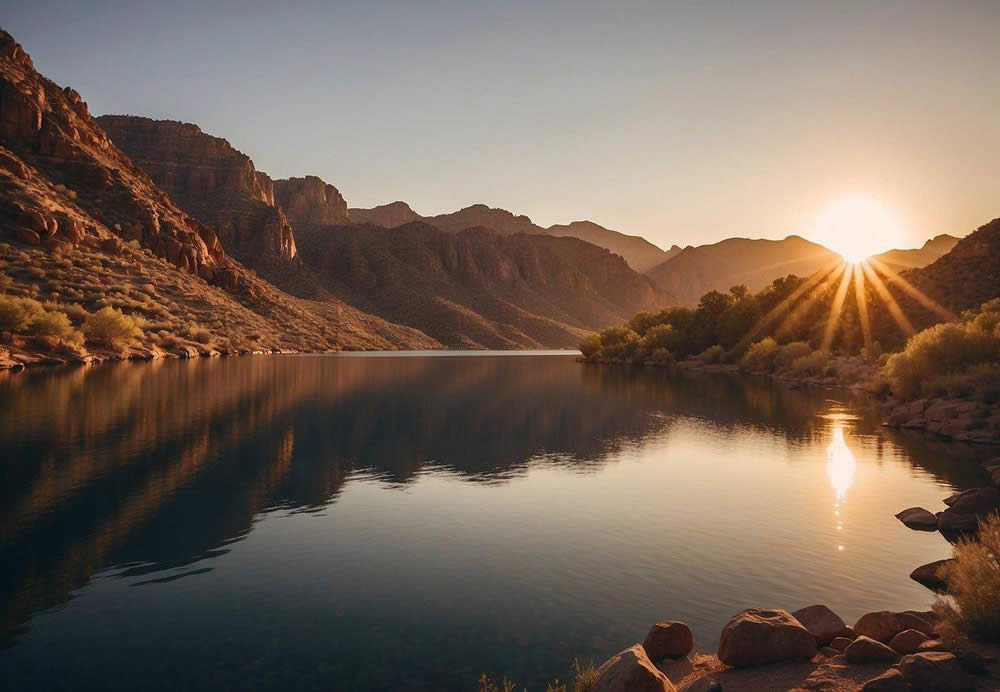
[641,324,681,354]
[598,326,641,361]
[645,347,674,365]
[0,296,44,340]
[698,344,725,364]
[774,341,812,369]
[741,337,779,372]
[61,303,90,325]
[789,350,829,377]
[934,513,1000,642]
[579,333,602,360]
[192,328,212,345]
[83,306,142,349]
[28,310,73,339]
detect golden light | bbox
[811,195,907,263]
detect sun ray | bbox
[852,262,872,355]
[732,260,842,352]
[866,257,956,323]
[774,261,846,341]
[821,263,854,352]
[860,261,916,338]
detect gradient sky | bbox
[4,0,998,250]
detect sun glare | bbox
[811,195,906,263]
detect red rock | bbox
[861,669,908,692]
[16,227,40,245]
[936,509,978,534]
[899,652,972,691]
[830,637,852,652]
[642,621,693,660]
[592,644,676,692]
[791,604,847,645]
[845,635,899,663]
[889,628,929,654]
[944,487,1000,515]
[895,506,938,530]
[909,559,953,592]
[717,608,817,667]
[854,611,934,643]
[273,175,348,226]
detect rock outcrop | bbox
[273,175,348,226]
[97,115,297,265]
[894,507,938,530]
[853,611,935,643]
[844,635,899,663]
[791,605,847,646]
[899,652,972,692]
[592,644,676,692]
[348,200,421,227]
[717,608,817,667]
[642,621,693,661]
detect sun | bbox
[810,195,907,263]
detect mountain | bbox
[646,236,840,307]
[350,203,677,272]
[547,220,679,273]
[274,175,349,226]
[0,28,436,357]
[872,234,960,271]
[97,115,298,265]
[294,221,667,348]
[901,218,1000,318]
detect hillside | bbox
[0,28,437,364]
[873,233,960,271]
[294,221,667,348]
[646,235,840,307]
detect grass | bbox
[934,513,1000,643]
[477,661,597,692]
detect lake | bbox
[0,353,993,691]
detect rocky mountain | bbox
[294,221,668,348]
[646,236,841,307]
[902,218,1000,318]
[547,220,679,273]
[348,201,421,227]
[874,234,960,271]
[274,175,348,226]
[0,27,437,360]
[96,115,298,265]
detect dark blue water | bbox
[0,354,991,691]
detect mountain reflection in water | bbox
[0,354,994,690]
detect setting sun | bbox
[811,195,907,263]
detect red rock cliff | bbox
[273,175,348,226]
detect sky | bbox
[3,0,999,250]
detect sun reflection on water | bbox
[826,419,857,553]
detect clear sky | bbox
[4,0,998,250]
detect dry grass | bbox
[934,513,1000,642]
[477,660,598,692]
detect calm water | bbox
[0,353,994,691]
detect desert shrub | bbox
[83,306,142,348]
[934,513,1000,642]
[774,341,812,369]
[741,337,779,372]
[641,324,680,353]
[789,350,829,377]
[0,296,44,340]
[698,344,725,364]
[884,302,1000,399]
[192,328,212,345]
[645,347,674,365]
[598,326,641,361]
[28,310,73,339]
[569,659,598,692]
[579,333,602,360]
[61,303,90,325]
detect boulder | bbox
[854,611,934,643]
[944,487,1000,516]
[899,652,972,692]
[592,644,676,692]
[101,236,124,255]
[860,669,908,692]
[642,621,693,660]
[909,559,953,592]
[16,226,40,245]
[915,639,948,653]
[717,608,816,667]
[894,507,938,530]
[830,637,852,652]
[792,604,847,645]
[937,510,978,534]
[845,635,899,664]
[888,629,929,654]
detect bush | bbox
[698,344,725,364]
[579,333,602,360]
[61,303,90,325]
[598,326,641,362]
[741,337,779,372]
[774,341,812,369]
[28,310,73,339]
[934,513,1000,642]
[645,347,674,365]
[83,306,142,349]
[790,350,829,377]
[884,302,1000,399]
[192,328,212,344]
[0,296,44,340]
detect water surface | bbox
[0,353,993,691]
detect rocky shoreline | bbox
[882,398,1000,445]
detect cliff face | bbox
[96,115,297,264]
[348,201,422,227]
[295,221,669,348]
[0,29,229,282]
[273,176,348,226]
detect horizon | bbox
[3,1,998,251]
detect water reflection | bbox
[0,354,995,690]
